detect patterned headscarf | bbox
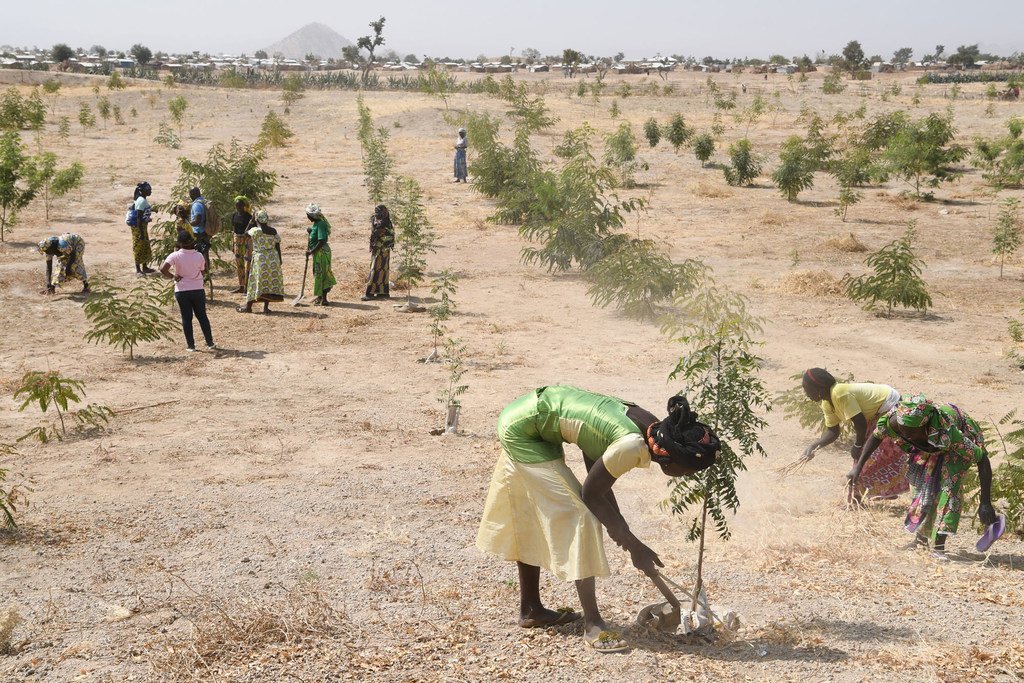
[888,394,954,450]
[255,209,269,224]
[305,202,321,218]
[235,195,251,210]
[37,236,58,256]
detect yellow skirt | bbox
[476,453,609,582]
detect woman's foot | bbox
[311,296,323,305]
[236,305,253,313]
[262,302,270,314]
[583,624,629,653]
[519,607,581,629]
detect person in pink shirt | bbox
[161,231,215,352]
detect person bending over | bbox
[477,385,719,652]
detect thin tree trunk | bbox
[691,496,709,613]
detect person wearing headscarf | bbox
[362,204,394,301]
[131,181,155,275]
[453,127,468,183]
[850,394,998,556]
[38,233,89,294]
[800,368,909,502]
[305,203,336,306]
[477,386,720,653]
[237,209,285,314]
[230,195,254,293]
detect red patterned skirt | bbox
[855,437,909,499]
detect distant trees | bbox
[892,47,913,66]
[521,47,541,64]
[562,48,582,78]
[355,16,386,83]
[948,44,981,69]
[90,45,107,57]
[842,40,866,74]
[131,43,152,66]
[254,50,268,60]
[51,43,74,65]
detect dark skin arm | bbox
[159,261,181,282]
[580,404,667,577]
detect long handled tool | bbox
[292,252,309,306]
[636,571,739,633]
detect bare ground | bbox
[1,69,1023,682]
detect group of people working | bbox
[40,184,398,352]
[476,373,1002,653]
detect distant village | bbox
[3,44,1022,78]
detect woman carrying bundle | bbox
[305,203,336,307]
[237,210,285,314]
[131,181,155,276]
[850,394,1000,557]
[477,385,720,653]
[800,368,908,501]
[38,233,89,295]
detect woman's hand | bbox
[978,503,997,527]
[802,444,817,460]
[626,539,663,577]
[174,275,183,283]
[850,443,863,458]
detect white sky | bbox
[6,0,1024,60]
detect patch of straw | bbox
[759,210,787,227]
[824,232,869,253]
[775,270,846,297]
[0,606,21,655]
[693,181,732,199]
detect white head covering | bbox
[305,202,321,217]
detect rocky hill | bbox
[261,22,353,60]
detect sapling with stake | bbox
[993,197,1021,279]
[437,337,469,434]
[425,269,458,362]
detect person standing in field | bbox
[850,394,1000,558]
[477,386,720,653]
[161,231,215,352]
[38,233,89,294]
[237,210,285,314]
[799,368,909,502]
[362,204,394,301]
[453,127,468,183]
[188,187,211,270]
[230,196,254,294]
[131,181,156,276]
[305,203,336,307]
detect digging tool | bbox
[636,571,681,633]
[292,252,309,306]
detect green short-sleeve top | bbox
[497,385,651,477]
[308,217,331,249]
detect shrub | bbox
[426,269,458,361]
[772,135,816,201]
[988,411,1024,538]
[609,100,620,118]
[78,101,96,129]
[586,238,707,321]
[822,72,847,94]
[0,445,31,530]
[13,371,112,443]
[281,74,305,106]
[722,138,762,186]
[83,277,176,360]
[843,222,931,316]
[30,153,84,220]
[154,122,181,149]
[0,131,40,242]
[973,118,1024,189]
[168,95,188,133]
[993,198,1022,279]
[356,98,394,205]
[57,116,70,144]
[643,118,661,147]
[834,186,862,221]
[881,111,967,198]
[692,133,715,167]
[256,111,294,149]
[666,113,693,153]
[97,96,111,127]
[438,337,469,434]
[107,71,126,90]
[392,176,437,302]
[603,122,646,187]
[0,88,45,131]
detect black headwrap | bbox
[647,395,720,471]
[134,181,151,200]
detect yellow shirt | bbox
[821,382,895,428]
[601,433,651,478]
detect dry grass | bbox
[693,180,733,198]
[775,269,846,297]
[0,606,21,655]
[883,193,922,211]
[758,210,787,227]
[152,584,351,678]
[824,232,869,253]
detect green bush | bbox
[722,138,762,186]
[0,131,40,242]
[603,122,646,187]
[78,101,96,129]
[772,136,817,201]
[692,133,715,167]
[822,72,847,94]
[666,113,692,152]
[13,371,112,444]
[643,118,661,147]
[993,198,1022,279]
[843,222,931,316]
[0,444,30,529]
[30,152,84,220]
[0,88,45,131]
[973,117,1024,189]
[881,111,967,198]
[256,110,294,149]
[392,176,437,302]
[107,71,126,90]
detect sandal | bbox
[520,607,581,629]
[585,630,629,654]
[235,306,250,313]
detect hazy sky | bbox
[7,0,1024,60]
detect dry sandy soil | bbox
[1,67,1023,682]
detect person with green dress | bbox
[850,394,999,557]
[237,210,284,314]
[305,203,336,306]
[131,181,155,276]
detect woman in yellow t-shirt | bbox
[800,368,909,501]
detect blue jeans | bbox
[175,289,213,348]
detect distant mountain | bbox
[261,22,353,61]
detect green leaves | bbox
[722,138,762,186]
[603,122,646,187]
[692,133,715,167]
[392,176,437,301]
[772,135,817,201]
[0,131,41,242]
[256,111,294,150]
[12,371,110,444]
[880,111,967,197]
[0,88,45,131]
[843,221,932,316]
[83,277,176,360]
[993,198,1022,278]
[357,97,395,205]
